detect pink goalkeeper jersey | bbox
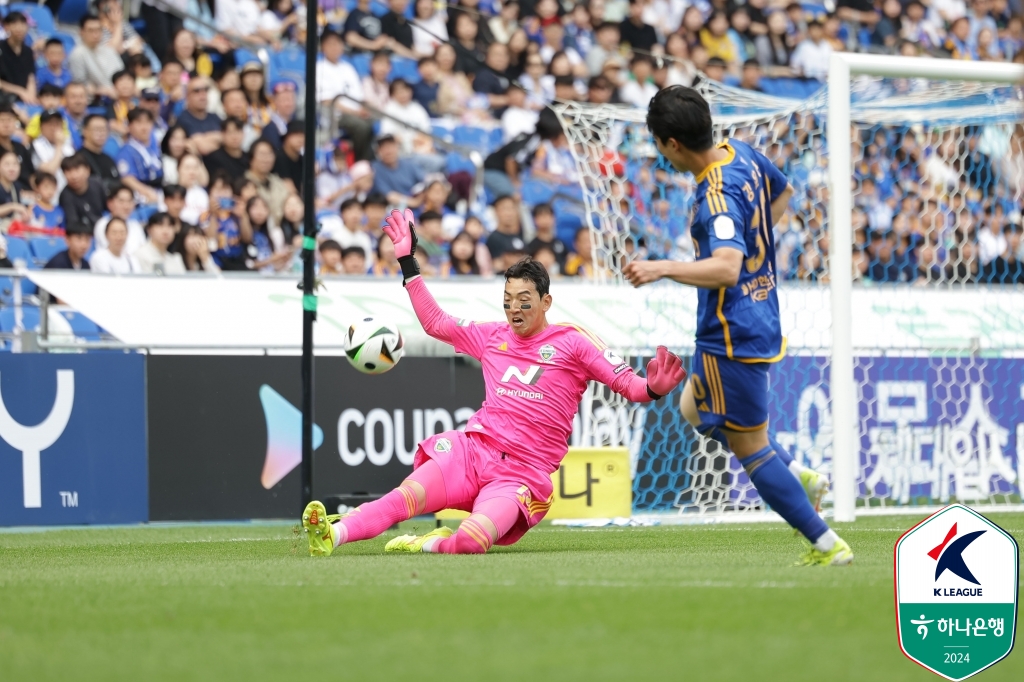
[407,278,651,475]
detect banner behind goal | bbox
[555,58,1024,519]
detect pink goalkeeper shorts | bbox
[414,430,554,546]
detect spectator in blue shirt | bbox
[115,108,163,205]
[370,134,425,207]
[412,56,440,115]
[37,39,72,91]
[31,172,65,229]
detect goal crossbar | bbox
[826,54,1024,522]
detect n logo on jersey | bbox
[501,365,545,385]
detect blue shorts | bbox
[689,348,770,432]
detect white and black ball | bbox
[344,316,404,374]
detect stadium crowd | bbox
[0,0,1018,284]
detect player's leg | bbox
[680,370,828,509]
[421,497,522,554]
[304,431,480,556]
[333,459,449,545]
[302,459,450,556]
[387,450,548,554]
[683,352,851,565]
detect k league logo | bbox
[0,370,74,508]
[929,523,985,588]
[895,504,1019,681]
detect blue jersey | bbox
[690,139,788,362]
[207,211,244,266]
[32,203,65,229]
[115,138,164,188]
[36,66,72,90]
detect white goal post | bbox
[827,54,1024,522]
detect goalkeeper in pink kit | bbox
[302,209,686,555]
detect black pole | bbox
[300,1,318,512]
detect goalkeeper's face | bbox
[503,278,552,337]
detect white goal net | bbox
[555,67,1024,520]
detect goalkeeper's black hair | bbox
[646,85,714,153]
[504,257,550,298]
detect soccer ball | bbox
[344,316,404,374]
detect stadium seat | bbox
[58,310,101,338]
[555,211,583,246]
[520,179,555,206]
[57,0,89,25]
[272,46,306,82]
[10,3,56,37]
[51,31,76,56]
[431,122,454,144]
[389,56,420,84]
[0,277,12,304]
[370,0,389,16]
[348,53,371,78]
[6,236,32,264]
[29,237,64,264]
[444,152,476,175]
[0,304,41,333]
[131,205,159,224]
[759,77,823,99]
[235,48,261,68]
[488,127,503,152]
[452,126,492,152]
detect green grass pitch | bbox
[0,514,1021,682]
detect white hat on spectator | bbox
[349,161,373,182]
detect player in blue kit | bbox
[624,86,853,566]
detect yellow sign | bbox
[548,447,631,519]
[434,447,632,522]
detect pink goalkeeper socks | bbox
[333,486,416,547]
[429,497,522,554]
[332,459,449,547]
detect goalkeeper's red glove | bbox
[382,208,420,281]
[645,346,686,400]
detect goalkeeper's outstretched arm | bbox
[583,344,687,403]
[405,276,457,346]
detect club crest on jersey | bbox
[434,438,452,453]
[539,344,557,363]
[516,485,532,506]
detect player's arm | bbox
[624,247,744,289]
[581,342,687,403]
[381,208,458,345]
[770,184,793,226]
[760,154,793,227]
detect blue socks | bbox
[737,445,829,544]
